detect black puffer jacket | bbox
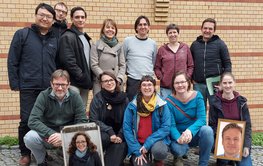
[190,35,231,83]
[59,25,93,89]
[209,91,252,149]
[8,24,58,90]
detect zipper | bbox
[203,42,207,80]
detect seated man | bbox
[24,69,88,165]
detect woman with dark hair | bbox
[166,71,213,166]
[68,132,102,166]
[91,18,126,95]
[123,75,171,166]
[209,72,252,166]
[154,24,194,98]
[89,71,128,166]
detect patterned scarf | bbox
[137,94,157,117]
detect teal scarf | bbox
[75,148,87,158]
[101,35,118,47]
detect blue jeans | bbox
[160,87,172,99]
[193,83,214,109]
[131,141,169,166]
[170,126,214,166]
[217,155,252,166]
[24,130,53,164]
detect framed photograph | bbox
[61,122,105,166]
[214,119,246,161]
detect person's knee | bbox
[200,126,213,139]
[170,141,188,157]
[24,130,42,148]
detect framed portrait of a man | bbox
[214,119,246,161]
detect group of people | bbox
[7,2,252,166]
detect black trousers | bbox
[101,131,127,166]
[126,77,140,101]
[19,90,41,156]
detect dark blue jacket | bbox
[190,35,232,83]
[8,24,58,90]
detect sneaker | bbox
[173,156,184,166]
[154,159,164,166]
[19,155,31,166]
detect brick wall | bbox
[0,0,263,136]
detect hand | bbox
[177,136,184,144]
[140,146,147,155]
[182,129,192,143]
[114,136,122,144]
[47,133,62,147]
[243,147,250,157]
[110,135,117,143]
[214,85,221,91]
[135,154,147,166]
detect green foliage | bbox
[0,136,18,148]
[252,132,263,146]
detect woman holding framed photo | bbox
[209,72,252,166]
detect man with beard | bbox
[24,69,88,166]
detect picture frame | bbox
[214,119,246,161]
[61,122,105,166]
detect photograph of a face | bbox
[214,119,246,161]
[60,122,105,166]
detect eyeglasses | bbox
[174,81,187,85]
[76,140,86,144]
[55,9,67,15]
[141,83,154,88]
[101,79,115,84]
[52,83,68,88]
[37,13,53,21]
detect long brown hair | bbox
[68,132,97,155]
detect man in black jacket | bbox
[52,2,68,38]
[7,3,57,166]
[58,6,93,108]
[190,18,232,109]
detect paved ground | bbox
[0,145,262,166]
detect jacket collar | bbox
[196,35,220,43]
[69,24,92,41]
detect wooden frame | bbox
[214,119,246,161]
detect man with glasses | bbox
[58,6,93,108]
[24,69,88,166]
[53,2,68,38]
[7,3,58,165]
